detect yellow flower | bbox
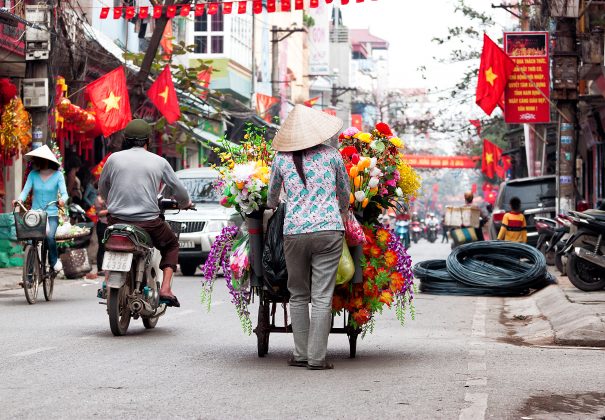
[244,133,250,140]
[354,132,372,143]
[389,137,403,148]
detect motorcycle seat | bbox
[583,209,605,221]
[107,224,153,247]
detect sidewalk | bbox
[0,267,23,291]
[503,267,605,347]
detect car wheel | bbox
[180,261,198,277]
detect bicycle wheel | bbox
[22,244,40,305]
[42,242,54,301]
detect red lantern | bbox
[57,97,71,115]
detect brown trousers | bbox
[107,216,179,270]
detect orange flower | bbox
[332,294,345,312]
[352,308,371,326]
[384,250,398,268]
[376,228,390,245]
[370,245,381,259]
[389,272,405,293]
[379,290,394,307]
[363,265,376,280]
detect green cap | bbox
[124,119,152,139]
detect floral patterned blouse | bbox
[268,144,350,235]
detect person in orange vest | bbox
[497,196,527,243]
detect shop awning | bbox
[177,122,238,150]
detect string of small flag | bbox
[100,0,375,20]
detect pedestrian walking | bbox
[267,104,349,370]
[16,145,68,272]
[497,196,527,243]
[441,215,449,243]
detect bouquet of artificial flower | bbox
[339,122,421,216]
[214,124,274,215]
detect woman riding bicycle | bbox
[15,145,68,272]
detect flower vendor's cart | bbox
[202,122,420,359]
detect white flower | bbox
[368,177,380,188]
[396,187,403,197]
[231,163,256,183]
[354,191,366,202]
[370,157,378,169]
[370,167,383,177]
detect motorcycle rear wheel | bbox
[142,316,159,329]
[538,243,555,266]
[108,284,131,336]
[567,253,605,291]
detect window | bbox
[193,9,224,55]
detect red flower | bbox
[389,272,405,293]
[351,153,360,164]
[332,294,346,312]
[352,308,371,326]
[339,133,346,141]
[340,146,358,158]
[384,250,398,268]
[370,245,382,259]
[375,122,393,137]
[363,265,376,280]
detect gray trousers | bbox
[284,230,344,365]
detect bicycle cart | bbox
[246,212,362,359]
[13,201,59,304]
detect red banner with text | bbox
[403,155,479,169]
[504,31,550,124]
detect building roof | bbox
[349,29,389,50]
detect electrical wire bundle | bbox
[413,241,552,296]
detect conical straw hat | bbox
[272,104,343,152]
[24,145,60,166]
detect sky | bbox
[341,0,516,90]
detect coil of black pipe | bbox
[414,241,552,296]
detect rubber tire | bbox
[567,253,605,291]
[108,286,131,336]
[23,245,40,305]
[180,261,198,277]
[413,235,419,244]
[256,302,270,357]
[539,243,555,266]
[142,316,159,329]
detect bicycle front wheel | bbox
[42,242,54,301]
[23,244,40,304]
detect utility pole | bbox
[271,26,306,99]
[552,17,579,212]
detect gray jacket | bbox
[99,147,190,221]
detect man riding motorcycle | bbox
[98,119,191,307]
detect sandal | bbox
[287,358,308,368]
[307,362,334,370]
[160,295,181,308]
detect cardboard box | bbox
[445,206,481,228]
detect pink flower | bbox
[220,196,228,206]
[343,127,360,138]
[386,179,397,187]
[380,188,388,195]
[393,170,400,182]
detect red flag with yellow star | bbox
[475,34,515,116]
[481,139,503,179]
[85,67,132,137]
[147,65,181,124]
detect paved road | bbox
[1,238,604,419]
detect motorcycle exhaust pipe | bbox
[130,299,155,315]
[575,247,605,269]
[131,300,143,312]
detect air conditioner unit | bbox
[22,78,48,108]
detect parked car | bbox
[488,175,556,247]
[164,168,243,276]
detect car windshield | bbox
[502,181,556,210]
[179,178,220,204]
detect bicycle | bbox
[13,201,60,304]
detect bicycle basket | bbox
[14,210,48,241]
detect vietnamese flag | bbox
[256,93,279,123]
[85,67,132,137]
[475,34,515,116]
[481,139,503,179]
[303,96,320,107]
[351,114,363,130]
[197,66,213,100]
[147,65,181,124]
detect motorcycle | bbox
[559,209,605,291]
[99,198,194,336]
[535,216,557,265]
[396,220,411,249]
[411,221,422,244]
[426,222,438,243]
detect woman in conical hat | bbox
[16,145,68,272]
[267,104,349,370]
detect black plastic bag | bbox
[262,204,290,300]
